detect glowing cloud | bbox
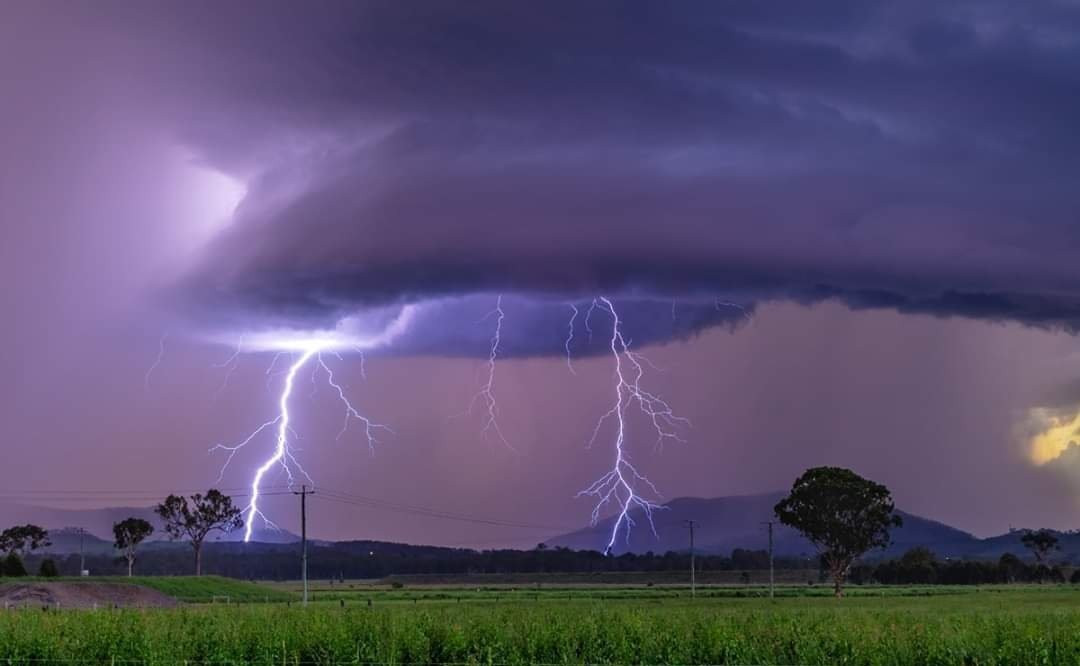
[1028,408,1080,465]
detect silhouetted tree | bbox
[38,559,58,578]
[155,490,242,575]
[113,517,154,577]
[999,552,1025,583]
[0,525,50,556]
[2,552,27,577]
[1021,529,1059,564]
[774,466,902,598]
[898,547,938,584]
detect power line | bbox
[683,519,697,597]
[312,488,580,532]
[763,520,775,599]
[0,491,294,503]
[294,485,314,606]
[0,486,281,496]
[0,483,657,537]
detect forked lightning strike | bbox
[205,307,419,541]
[577,296,689,554]
[462,295,512,449]
[316,354,391,451]
[211,342,389,541]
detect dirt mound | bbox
[0,582,179,609]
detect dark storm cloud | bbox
[83,1,1080,339]
[389,295,750,359]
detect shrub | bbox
[38,559,58,578]
[2,553,27,577]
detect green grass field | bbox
[2,584,1080,664]
[0,576,296,603]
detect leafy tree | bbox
[774,466,902,597]
[0,525,50,556]
[38,559,59,577]
[999,552,1025,583]
[898,547,938,584]
[2,552,27,577]
[1021,529,1059,564]
[155,490,242,576]
[113,517,154,577]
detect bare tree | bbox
[113,517,154,577]
[155,490,242,575]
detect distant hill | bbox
[546,492,982,558]
[5,494,1073,561]
[0,502,298,552]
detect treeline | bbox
[848,547,1076,585]
[13,541,1080,585]
[20,543,803,580]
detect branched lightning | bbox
[577,296,689,555]
[213,337,243,396]
[265,351,286,392]
[461,295,513,449]
[210,342,390,542]
[316,353,391,452]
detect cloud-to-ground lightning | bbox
[577,296,689,554]
[461,295,512,449]
[208,307,415,541]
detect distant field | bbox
[270,569,824,587]
[2,586,1080,663]
[267,579,1002,604]
[2,576,296,604]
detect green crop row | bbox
[1,590,1080,664]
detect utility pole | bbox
[293,485,315,606]
[78,528,85,575]
[683,520,697,597]
[762,520,774,599]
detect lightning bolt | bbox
[207,307,416,540]
[564,304,578,375]
[462,295,512,449]
[316,353,391,452]
[213,337,244,396]
[210,343,392,542]
[577,296,689,555]
[143,333,168,391]
[716,297,754,325]
[583,298,600,342]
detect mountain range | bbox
[545,492,1069,560]
[1,493,1071,560]
[0,502,297,552]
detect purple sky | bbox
[3,1,1080,546]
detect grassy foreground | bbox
[2,588,1080,664]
